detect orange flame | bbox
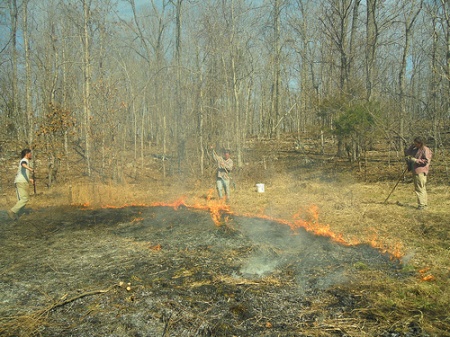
[205,199,232,227]
[290,205,348,245]
[149,244,162,251]
[151,197,188,210]
[84,198,404,259]
[419,267,435,282]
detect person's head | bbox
[223,150,230,160]
[413,137,424,148]
[21,149,32,159]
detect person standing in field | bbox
[213,149,233,203]
[8,149,35,220]
[404,137,432,210]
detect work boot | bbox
[7,210,18,221]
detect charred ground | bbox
[1,204,405,337]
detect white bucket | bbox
[256,183,265,193]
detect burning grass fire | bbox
[102,197,404,260]
[0,200,406,337]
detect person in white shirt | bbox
[8,149,35,220]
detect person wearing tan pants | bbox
[8,149,34,220]
[404,137,432,210]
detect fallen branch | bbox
[0,285,118,337]
[48,286,117,310]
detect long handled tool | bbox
[384,166,408,204]
[32,156,37,195]
[32,169,36,195]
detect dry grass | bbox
[47,171,449,334]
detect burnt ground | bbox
[0,204,408,337]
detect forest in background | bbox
[1,0,450,186]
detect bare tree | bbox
[272,0,281,140]
[365,0,378,101]
[397,0,423,149]
[82,0,93,176]
[8,0,19,140]
[320,0,354,95]
[22,0,33,145]
[347,0,361,94]
[174,0,185,173]
[438,0,450,125]
[289,0,321,136]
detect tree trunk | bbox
[82,0,92,176]
[365,0,378,102]
[175,0,184,174]
[273,0,281,140]
[9,0,19,140]
[23,0,33,146]
[443,0,450,130]
[348,0,361,93]
[398,0,423,149]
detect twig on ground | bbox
[0,285,119,337]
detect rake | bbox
[384,166,408,204]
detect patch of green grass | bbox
[353,261,369,270]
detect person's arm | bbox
[21,160,34,182]
[404,144,415,156]
[213,151,227,168]
[426,147,432,161]
[21,161,34,172]
[222,159,233,172]
[213,152,219,162]
[416,147,432,166]
[410,147,431,166]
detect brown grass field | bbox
[1,138,449,336]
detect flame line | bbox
[93,199,403,260]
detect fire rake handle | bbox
[384,166,408,204]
